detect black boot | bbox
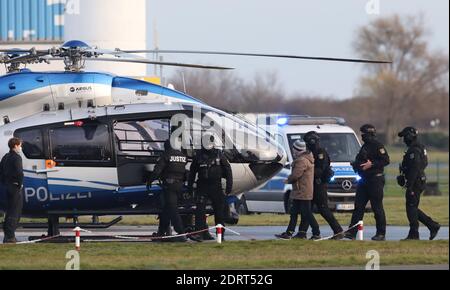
[371,234,386,241]
[344,232,356,240]
[293,231,307,240]
[401,230,419,241]
[202,231,215,241]
[275,231,293,240]
[3,237,18,244]
[331,232,345,240]
[310,235,322,241]
[429,223,441,241]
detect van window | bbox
[50,124,112,161]
[114,119,170,157]
[288,133,360,162]
[15,129,45,159]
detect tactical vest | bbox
[198,151,224,182]
[407,143,428,176]
[162,150,187,181]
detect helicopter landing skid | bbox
[17,216,123,234]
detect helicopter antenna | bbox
[181,71,188,94]
[153,18,160,76]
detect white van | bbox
[237,115,362,214]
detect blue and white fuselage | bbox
[0,71,286,219]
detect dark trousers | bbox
[195,184,226,229]
[313,184,343,234]
[349,176,386,236]
[406,185,438,237]
[287,200,320,236]
[158,182,185,235]
[2,184,23,241]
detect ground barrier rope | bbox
[2,221,363,245]
[313,221,363,242]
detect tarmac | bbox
[1,225,448,243]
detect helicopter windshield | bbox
[181,108,284,163]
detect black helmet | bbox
[398,127,418,138]
[360,124,377,135]
[398,127,418,146]
[304,131,320,146]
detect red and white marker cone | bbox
[74,227,81,251]
[357,221,364,241]
[216,224,224,244]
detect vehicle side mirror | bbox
[284,163,291,170]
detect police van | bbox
[237,115,362,214]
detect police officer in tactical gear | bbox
[304,131,344,239]
[147,139,188,242]
[397,127,441,240]
[189,133,233,241]
[0,138,24,244]
[345,124,390,241]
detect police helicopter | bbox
[0,40,390,236]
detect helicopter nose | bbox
[246,143,287,182]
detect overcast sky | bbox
[146,0,449,99]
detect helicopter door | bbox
[46,121,116,204]
[113,118,170,186]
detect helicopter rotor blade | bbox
[84,48,146,60]
[2,50,50,64]
[121,50,392,64]
[0,49,32,54]
[44,57,234,70]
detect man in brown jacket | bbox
[275,140,321,240]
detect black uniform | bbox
[189,149,233,231]
[348,128,390,239]
[311,148,344,235]
[400,140,439,239]
[148,145,187,237]
[0,150,24,243]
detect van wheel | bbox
[284,191,292,214]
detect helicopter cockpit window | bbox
[50,124,112,161]
[114,119,170,157]
[14,129,45,159]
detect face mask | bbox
[404,136,415,146]
[307,143,318,152]
[362,134,374,143]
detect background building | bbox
[0,0,148,76]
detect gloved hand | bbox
[146,180,153,191]
[397,175,406,187]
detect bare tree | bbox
[168,69,285,113]
[354,14,449,143]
